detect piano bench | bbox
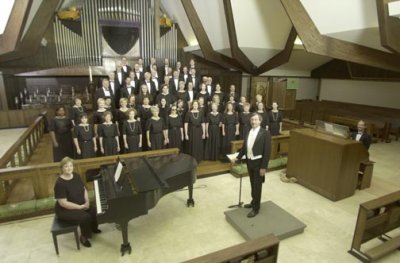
[50,216,80,255]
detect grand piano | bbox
[90,153,197,256]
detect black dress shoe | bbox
[247,210,259,218]
[92,229,102,234]
[80,237,92,248]
[243,203,253,209]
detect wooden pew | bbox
[0,148,180,204]
[349,190,400,262]
[183,234,280,263]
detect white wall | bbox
[296,78,320,100]
[319,79,400,109]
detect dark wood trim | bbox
[0,0,32,55]
[280,0,400,72]
[0,0,59,62]
[256,27,297,75]
[376,0,400,54]
[223,0,256,74]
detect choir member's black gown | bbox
[159,106,169,122]
[98,123,118,156]
[268,111,283,136]
[257,111,269,130]
[196,92,210,103]
[239,112,251,140]
[49,117,74,162]
[205,112,222,161]
[185,111,205,162]
[146,118,165,150]
[73,125,95,159]
[69,106,86,125]
[116,109,129,153]
[122,120,142,153]
[137,105,152,151]
[222,113,238,155]
[167,115,183,151]
[211,91,225,105]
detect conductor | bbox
[233,113,271,218]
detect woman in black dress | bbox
[237,96,247,114]
[186,82,196,107]
[184,100,206,162]
[146,106,167,150]
[208,94,224,113]
[198,96,208,119]
[128,95,137,110]
[211,83,225,106]
[256,102,269,130]
[116,98,129,154]
[93,98,107,137]
[49,106,74,162]
[137,97,152,151]
[205,103,222,161]
[158,97,169,122]
[196,83,210,103]
[123,109,142,153]
[239,102,251,140]
[176,81,190,105]
[70,97,86,126]
[166,105,184,151]
[137,84,153,105]
[222,102,239,155]
[267,102,283,136]
[73,114,96,159]
[98,111,120,156]
[54,157,100,247]
[176,99,187,120]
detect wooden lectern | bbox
[286,128,369,201]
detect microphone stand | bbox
[228,159,244,208]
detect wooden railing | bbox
[183,234,280,263]
[0,148,180,205]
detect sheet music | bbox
[226,152,246,161]
[114,162,123,182]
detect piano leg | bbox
[187,183,195,207]
[119,221,132,256]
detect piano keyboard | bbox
[94,179,108,214]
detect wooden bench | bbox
[183,234,279,263]
[349,190,400,262]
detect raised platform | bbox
[224,201,306,240]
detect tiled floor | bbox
[0,139,399,262]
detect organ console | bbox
[90,153,197,256]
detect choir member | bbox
[239,103,251,140]
[137,84,153,105]
[205,102,223,161]
[158,97,169,122]
[128,71,139,94]
[98,111,119,156]
[184,100,206,162]
[198,96,208,118]
[180,66,190,84]
[196,83,210,103]
[222,102,239,155]
[49,106,75,162]
[138,57,145,73]
[267,102,283,136]
[189,58,196,70]
[93,98,107,137]
[206,76,214,95]
[123,109,142,153]
[73,113,96,159]
[237,96,247,114]
[227,84,239,102]
[176,61,182,74]
[166,105,184,152]
[151,68,160,93]
[133,63,144,82]
[187,82,196,106]
[169,70,180,95]
[146,57,157,72]
[208,94,224,113]
[114,61,125,87]
[115,98,129,153]
[176,99,187,120]
[256,102,269,130]
[161,58,170,80]
[121,57,132,76]
[251,94,263,112]
[127,95,137,109]
[54,157,100,248]
[211,83,225,106]
[227,95,238,112]
[120,77,136,99]
[137,97,152,151]
[108,72,120,108]
[146,106,168,150]
[95,78,114,104]
[70,97,86,126]
[175,81,190,106]
[141,72,157,96]
[351,120,371,150]
[156,84,175,106]
[188,68,199,91]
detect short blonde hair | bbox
[150,105,159,114]
[60,156,73,170]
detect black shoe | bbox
[80,237,92,248]
[243,203,253,209]
[93,229,102,234]
[247,210,259,218]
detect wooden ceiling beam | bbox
[280,0,400,72]
[376,0,400,54]
[0,0,33,55]
[256,27,297,75]
[223,0,257,74]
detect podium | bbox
[287,128,368,201]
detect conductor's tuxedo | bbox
[237,127,271,212]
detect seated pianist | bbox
[54,157,101,248]
[351,120,371,150]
